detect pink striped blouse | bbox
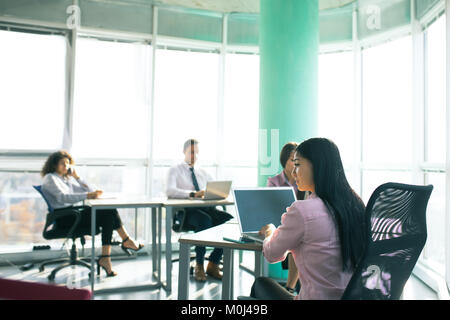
[263,192,353,300]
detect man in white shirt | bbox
[166,139,232,282]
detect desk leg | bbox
[90,207,96,297]
[178,242,191,300]
[158,207,162,283]
[222,248,233,300]
[151,207,157,276]
[165,206,172,292]
[254,251,263,278]
[134,208,138,239]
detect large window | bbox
[153,48,219,165]
[421,14,446,275]
[221,52,260,188]
[360,36,414,203]
[426,15,446,164]
[223,53,259,166]
[362,36,413,167]
[318,50,356,175]
[72,38,151,159]
[0,171,48,248]
[0,30,66,150]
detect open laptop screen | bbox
[233,187,297,233]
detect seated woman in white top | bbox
[41,150,144,277]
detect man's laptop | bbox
[233,187,297,243]
[201,181,233,200]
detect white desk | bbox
[178,222,264,300]
[85,197,165,297]
[161,198,235,292]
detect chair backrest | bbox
[341,182,433,300]
[33,185,54,213]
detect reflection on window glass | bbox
[0,172,57,247]
[221,167,258,188]
[72,38,150,159]
[426,15,446,164]
[223,53,259,165]
[362,36,413,165]
[0,166,148,248]
[65,165,148,243]
[0,30,65,150]
[423,172,445,275]
[153,49,219,164]
[361,170,412,204]
[318,51,355,166]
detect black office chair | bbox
[33,185,100,281]
[341,182,433,300]
[238,182,433,300]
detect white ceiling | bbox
[154,0,356,13]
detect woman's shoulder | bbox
[288,195,329,220]
[42,172,56,180]
[267,172,284,186]
[42,173,65,184]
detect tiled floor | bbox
[0,251,439,300]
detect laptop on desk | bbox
[200,181,233,201]
[233,187,297,243]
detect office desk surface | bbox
[163,198,234,208]
[179,223,262,251]
[85,197,234,208]
[85,197,165,207]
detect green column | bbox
[258,0,319,187]
[258,0,319,279]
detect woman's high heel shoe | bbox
[121,237,144,256]
[97,255,117,277]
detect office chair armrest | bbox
[46,208,83,240]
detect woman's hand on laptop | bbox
[87,190,103,199]
[259,224,276,239]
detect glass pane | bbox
[422,172,445,274]
[362,36,413,165]
[75,165,147,196]
[0,171,63,249]
[361,170,412,204]
[221,167,258,188]
[153,49,219,163]
[318,50,355,166]
[72,38,151,159]
[0,165,148,250]
[223,53,259,165]
[72,165,147,242]
[426,15,446,163]
[0,30,65,150]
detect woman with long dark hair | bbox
[251,138,366,300]
[267,141,308,294]
[41,150,144,277]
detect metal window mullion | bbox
[142,5,158,245]
[216,13,228,180]
[63,28,76,152]
[352,4,363,197]
[412,0,427,185]
[445,0,450,293]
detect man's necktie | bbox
[189,167,200,192]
